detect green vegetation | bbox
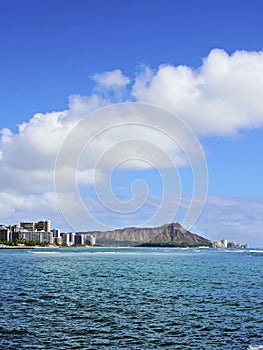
[138,241,211,248]
[0,240,16,246]
[0,239,49,247]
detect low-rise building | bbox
[212,239,248,249]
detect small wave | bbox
[30,251,57,254]
[248,345,263,350]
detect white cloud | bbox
[0,128,12,144]
[68,94,110,120]
[0,93,109,221]
[91,69,130,88]
[133,49,263,135]
[0,191,60,225]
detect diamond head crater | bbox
[79,222,211,247]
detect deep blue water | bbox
[0,247,263,350]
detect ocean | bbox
[0,247,262,349]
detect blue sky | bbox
[1,0,263,246]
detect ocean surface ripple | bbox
[0,248,262,349]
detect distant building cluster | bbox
[0,220,53,245]
[61,232,96,247]
[212,239,248,249]
[0,220,96,246]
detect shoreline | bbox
[1,246,37,249]
[1,245,257,250]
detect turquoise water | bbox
[0,247,263,349]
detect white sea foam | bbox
[248,345,263,350]
[30,251,57,254]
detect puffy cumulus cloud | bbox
[133,49,263,135]
[0,92,109,226]
[0,93,195,229]
[1,93,109,161]
[68,94,110,120]
[0,93,109,199]
[91,70,131,102]
[1,115,59,178]
[54,101,204,177]
[91,69,130,88]
[2,48,262,188]
[0,128,12,145]
[0,190,66,228]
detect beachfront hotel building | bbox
[0,219,96,247]
[21,220,51,232]
[0,220,54,245]
[61,232,96,246]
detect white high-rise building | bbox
[222,239,228,248]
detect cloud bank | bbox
[133,49,263,135]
